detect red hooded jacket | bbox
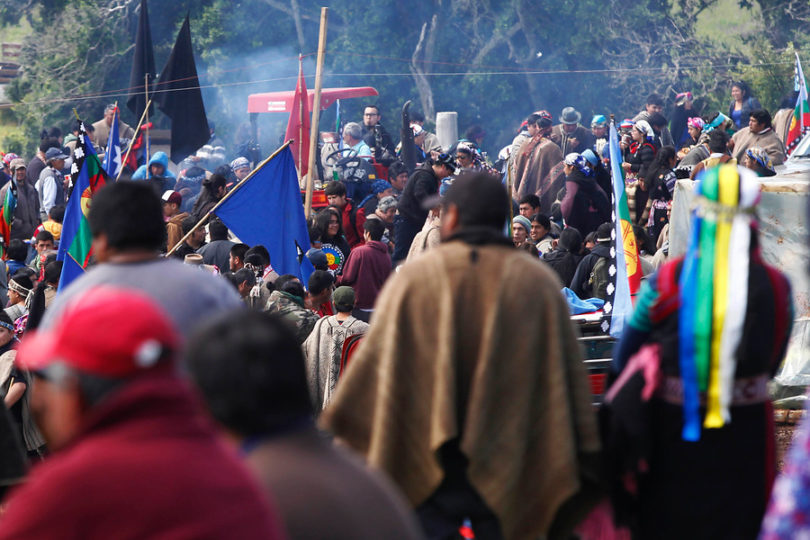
[0,373,285,540]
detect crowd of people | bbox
[0,78,806,540]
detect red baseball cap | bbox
[17,287,179,378]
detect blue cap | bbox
[371,179,391,194]
[591,115,607,127]
[581,149,598,166]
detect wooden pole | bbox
[166,140,293,256]
[116,98,153,181]
[144,73,151,180]
[304,7,328,219]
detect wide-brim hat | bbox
[560,107,582,125]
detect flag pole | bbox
[304,7,328,219]
[144,73,151,180]
[167,140,294,256]
[117,99,153,182]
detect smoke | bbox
[198,47,321,159]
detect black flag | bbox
[155,15,209,163]
[126,0,155,119]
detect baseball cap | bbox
[17,287,179,379]
[45,147,69,162]
[596,222,613,243]
[333,286,356,312]
[9,158,26,172]
[162,190,182,206]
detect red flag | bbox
[284,56,310,177]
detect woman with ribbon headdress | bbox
[604,164,793,539]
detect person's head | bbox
[19,288,179,450]
[375,196,397,223]
[35,230,55,254]
[48,204,65,224]
[591,115,608,138]
[511,215,531,246]
[648,112,668,132]
[371,179,393,200]
[307,269,334,306]
[410,110,425,125]
[229,243,249,272]
[440,172,508,239]
[161,190,182,218]
[465,124,485,145]
[324,181,348,209]
[363,217,385,243]
[525,113,541,137]
[332,286,356,314]
[687,117,705,140]
[306,248,328,271]
[362,105,381,128]
[343,122,363,145]
[231,268,256,298]
[230,157,251,181]
[645,93,664,115]
[654,145,678,171]
[186,310,313,438]
[315,207,343,241]
[208,218,229,242]
[731,80,751,102]
[559,106,581,134]
[182,216,205,248]
[387,161,408,191]
[748,109,772,133]
[203,174,227,199]
[89,182,166,261]
[0,312,14,348]
[708,129,730,154]
[412,124,426,146]
[456,145,474,168]
[534,110,554,137]
[103,104,117,126]
[431,153,456,179]
[44,260,63,286]
[277,275,304,300]
[7,238,27,262]
[518,194,540,218]
[530,213,551,242]
[39,138,60,156]
[743,146,777,177]
[583,231,597,250]
[8,270,32,305]
[45,147,67,171]
[558,227,582,253]
[633,120,653,142]
[596,222,612,245]
[9,158,26,182]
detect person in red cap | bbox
[0,287,284,539]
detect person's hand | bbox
[568,137,579,149]
[621,162,632,171]
[727,138,735,150]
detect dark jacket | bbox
[627,141,657,181]
[25,156,46,188]
[571,243,611,298]
[397,163,439,225]
[337,240,392,310]
[560,169,610,238]
[0,372,284,539]
[728,96,763,129]
[550,125,595,155]
[197,239,235,272]
[361,123,396,156]
[542,248,581,288]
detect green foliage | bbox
[2,0,809,159]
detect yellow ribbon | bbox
[704,165,739,428]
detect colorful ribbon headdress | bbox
[677,164,761,441]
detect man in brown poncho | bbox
[321,172,601,540]
[512,111,565,212]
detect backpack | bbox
[588,255,611,300]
